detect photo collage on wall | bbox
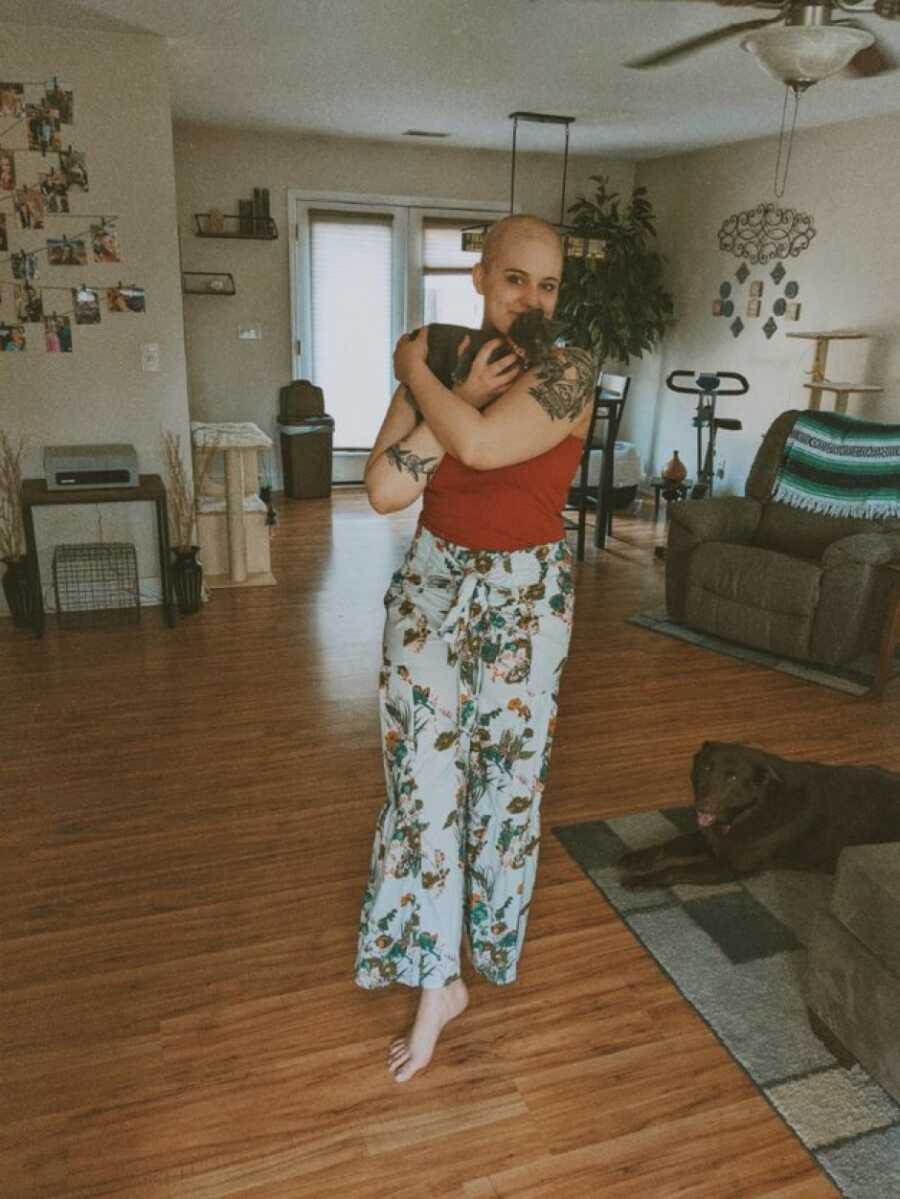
[0,76,145,353]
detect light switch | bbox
[141,343,160,372]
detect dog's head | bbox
[691,742,781,836]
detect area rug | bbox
[629,610,885,697]
[552,808,900,1199]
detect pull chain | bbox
[773,84,802,199]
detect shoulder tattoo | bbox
[386,443,439,481]
[527,347,595,422]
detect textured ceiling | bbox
[5,0,900,156]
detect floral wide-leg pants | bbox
[354,525,574,990]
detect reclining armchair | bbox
[666,409,900,669]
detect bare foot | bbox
[387,979,469,1083]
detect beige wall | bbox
[625,111,900,495]
[173,121,634,477]
[1,25,190,612]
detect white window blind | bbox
[309,211,394,448]
[422,218,482,327]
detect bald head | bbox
[481,214,563,270]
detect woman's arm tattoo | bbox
[527,348,595,421]
[386,443,439,481]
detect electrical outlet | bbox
[141,343,160,372]
[238,324,261,341]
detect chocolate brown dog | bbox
[619,741,900,888]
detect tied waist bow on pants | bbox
[354,524,575,990]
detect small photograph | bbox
[107,286,146,314]
[14,185,46,230]
[91,221,120,263]
[0,82,25,117]
[38,166,70,213]
[0,214,6,254]
[44,81,74,124]
[712,299,724,317]
[14,283,43,323]
[47,237,87,266]
[26,103,62,154]
[45,314,73,353]
[0,147,15,193]
[746,299,761,319]
[749,280,764,299]
[11,250,38,281]
[72,286,101,325]
[785,302,802,322]
[59,147,89,191]
[0,324,27,351]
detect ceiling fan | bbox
[626,1,898,87]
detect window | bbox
[308,211,395,449]
[421,218,482,327]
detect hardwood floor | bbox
[4,490,897,1198]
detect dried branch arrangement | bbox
[0,432,26,561]
[161,430,196,549]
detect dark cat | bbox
[418,309,568,389]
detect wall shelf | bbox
[194,213,278,240]
[182,271,236,296]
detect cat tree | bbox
[787,330,884,414]
[191,421,275,589]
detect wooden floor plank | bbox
[3,490,884,1196]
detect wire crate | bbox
[52,542,141,629]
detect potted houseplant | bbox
[0,431,32,627]
[557,176,674,366]
[162,430,203,614]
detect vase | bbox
[171,546,203,615]
[661,450,687,484]
[2,556,35,628]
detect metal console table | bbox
[21,474,177,638]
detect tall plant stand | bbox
[787,330,882,413]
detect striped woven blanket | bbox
[772,410,900,519]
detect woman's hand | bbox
[453,336,523,411]
[393,328,429,385]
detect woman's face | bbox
[473,232,563,335]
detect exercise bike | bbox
[665,370,750,501]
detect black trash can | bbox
[279,416,334,499]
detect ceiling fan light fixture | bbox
[741,25,875,87]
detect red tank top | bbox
[421,436,585,551]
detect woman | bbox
[354,213,594,1083]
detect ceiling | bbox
[5,0,900,157]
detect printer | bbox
[44,443,140,490]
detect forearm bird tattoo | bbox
[386,443,439,481]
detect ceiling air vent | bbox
[403,129,450,138]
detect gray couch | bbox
[808,844,900,1104]
[666,409,900,669]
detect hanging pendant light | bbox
[461,112,606,261]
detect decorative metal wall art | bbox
[718,202,816,264]
[711,264,803,340]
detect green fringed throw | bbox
[772,410,900,519]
